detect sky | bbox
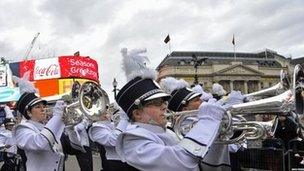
[1,0,304,102]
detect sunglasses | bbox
[144,98,168,107]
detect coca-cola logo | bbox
[35,64,59,76]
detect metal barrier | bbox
[287,140,304,170]
[232,139,304,171]
[236,148,285,170]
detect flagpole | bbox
[168,41,172,54]
[233,43,236,61]
[232,34,236,61]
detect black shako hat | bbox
[16,92,47,119]
[168,87,201,112]
[116,77,171,117]
[3,118,15,126]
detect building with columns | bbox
[156,49,297,94]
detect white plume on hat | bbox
[212,83,226,96]
[201,92,213,101]
[160,77,189,94]
[192,84,204,94]
[192,84,213,101]
[121,48,157,81]
[12,71,38,95]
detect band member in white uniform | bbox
[13,92,66,171]
[0,118,20,171]
[88,104,138,171]
[113,48,236,171]
[161,78,245,171]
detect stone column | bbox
[244,80,248,94]
[230,80,234,92]
[258,81,261,90]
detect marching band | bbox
[0,48,303,171]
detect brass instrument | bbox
[294,64,304,130]
[166,67,299,144]
[43,81,109,126]
[106,102,121,126]
[245,69,290,101]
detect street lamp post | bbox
[191,54,207,86]
[112,78,118,99]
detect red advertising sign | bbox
[34,58,61,80]
[19,56,99,81]
[59,56,99,81]
[19,60,35,80]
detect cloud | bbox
[1,0,304,101]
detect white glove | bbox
[53,100,66,117]
[197,98,226,121]
[223,90,244,109]
[115,110,129,132]
[74,122,86,132]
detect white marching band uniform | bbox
[13,116,65,171]
[3,105,15,119]
[116,101,225,171]
[0,128,17,155]
[88,110,129,161]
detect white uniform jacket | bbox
[13,116,65,171]
[116,103,224,171]
[0,129,17,155]
[116,123,202,171]
[89,119,129,160]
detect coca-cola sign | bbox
[34,58,61,80]
[19,56,99,81]
[59,56,98,81]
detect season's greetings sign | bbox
[19,56,99,81]
[59,56,98,81]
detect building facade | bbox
[156,49,296,94]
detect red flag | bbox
[232,35,235,45]
[164,34,170,44]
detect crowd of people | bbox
[0,48,303,171]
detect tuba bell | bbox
[44,81,109,127]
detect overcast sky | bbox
[1,0,304,102]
